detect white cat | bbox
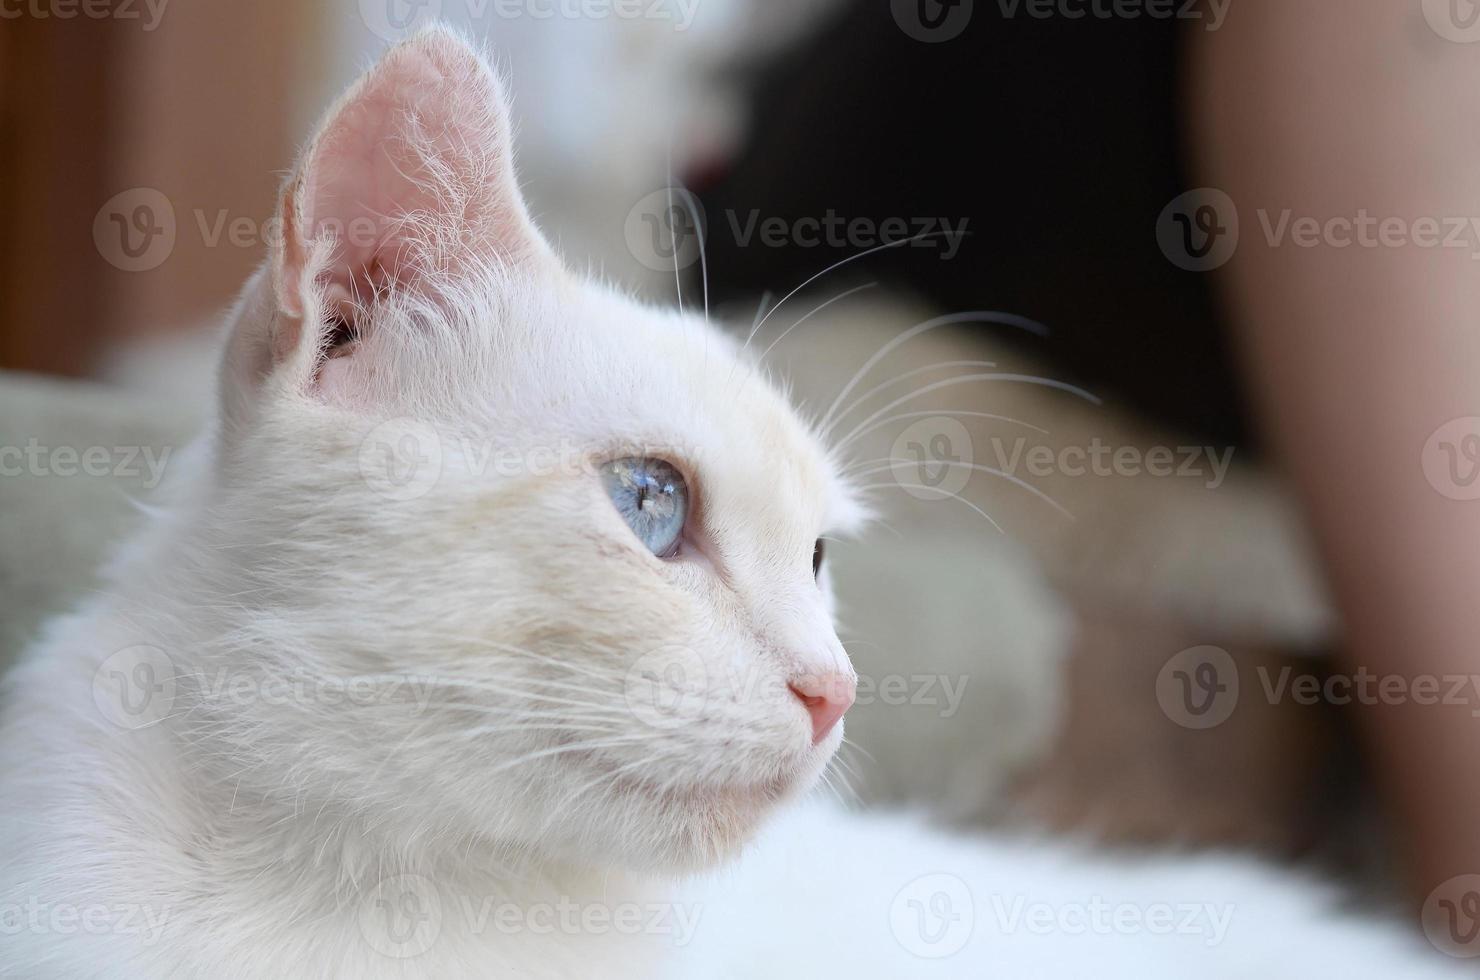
[0,26,1464,979]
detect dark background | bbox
[690,0,1252,450]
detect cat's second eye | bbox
[600,457,688,558]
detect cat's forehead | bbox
[489,276,859,532]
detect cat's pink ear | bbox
[268,26,545,370]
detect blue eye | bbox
[600,457,689,558]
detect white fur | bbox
[0,26,1462,979]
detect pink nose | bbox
[788,673,856,744]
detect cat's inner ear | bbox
[270,27,545,377]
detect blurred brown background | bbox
[0,1,329,378]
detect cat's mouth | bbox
[568,748,800,814]
[613,770,794,810]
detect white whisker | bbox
[830,372,1099,446]
[824,361,999,432]
[757,281,878,366]
[818,311,1054,436]
[853,482,1005,533]
[837,409,1047,453]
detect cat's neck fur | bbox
[0,488,668,979]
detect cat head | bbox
[195,26,866,872]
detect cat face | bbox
[201,27,866,872]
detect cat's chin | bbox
[637,792,795,872]
[577,766,823,873]
[617,769,794,813]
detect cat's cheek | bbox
[666,518,731,587]
[655,562,718,628]
[671,541,719,579]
